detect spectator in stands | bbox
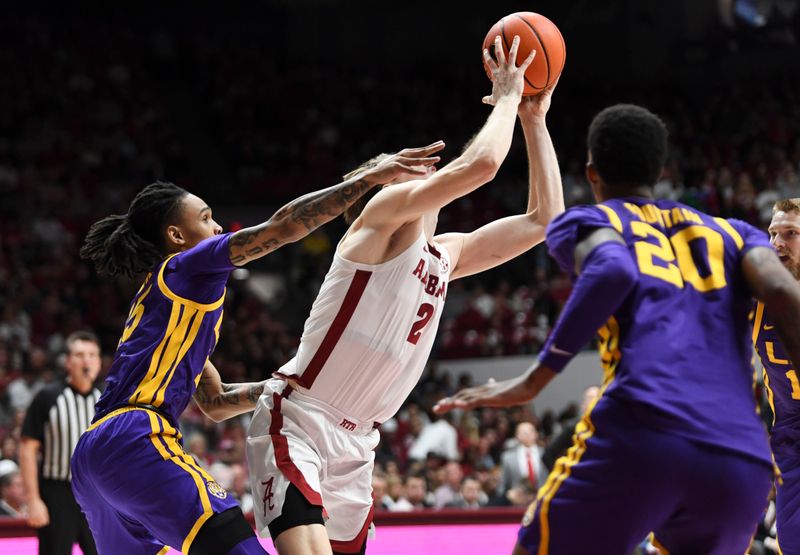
[408,413,459,463]
[1,435,18,464]
[6,347,47,413]
[391,474,433,511]
[445,477,486,510]
[372,473,394,510]
[230,463,254,515]
[0,470,27,517]
[498,422,548,496]
[543,386,601,470]
[433,461,464,509]
[187,431,214,469]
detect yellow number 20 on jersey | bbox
[631,223,726,293]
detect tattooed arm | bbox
[228,142,444,266]
[193,360,267,422]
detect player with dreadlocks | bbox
[71,142,442,555]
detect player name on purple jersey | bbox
[546,198,772,465]
[93,233,235,425]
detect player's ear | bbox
[165,225,185,248]
[585,161,600,186]
[585,161,606,203]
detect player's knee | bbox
[189,507,266,555]
[267,483,325,541]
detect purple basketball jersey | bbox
[93,233,235,424]
[546,198,772,465]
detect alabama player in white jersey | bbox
[246,36,564,555]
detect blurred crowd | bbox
[0,15,792,554]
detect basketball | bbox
[483,12,566,96]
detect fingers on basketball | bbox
[494,35,506,65]
[481,12,566,96]
[507,36,520,67]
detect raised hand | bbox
[482,35,537,107]
[360,141,445,185]
[518,77,559,121]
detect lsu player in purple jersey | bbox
[753,198,800,555]
[436,104,800,554]
[71,146,441,555]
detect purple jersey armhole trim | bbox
[156,255,226,312]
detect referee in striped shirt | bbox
[19,331,101,555]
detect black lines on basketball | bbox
[515,13,549,90]
[501,17,537,91]
[500,17,511,52]
[481,12,565,96]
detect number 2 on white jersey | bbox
[407,303,434,345]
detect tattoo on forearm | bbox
[275,178,371,230]
[194,380,266,414]
[229,233,281,265]
[229,178,371,264]
[247,382,265,404]
[194,383,209,404]
[218,390,240,406]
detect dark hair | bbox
[66,330,100,353]
[343,153,391,225]
[80,182,188,277]
[587,104,668,189]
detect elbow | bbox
[589,247,639,296]
[761,278,800,308]
[469,149,502,181]
[204,407,226,423]
[615,263,639,293]
[195,399,225,423]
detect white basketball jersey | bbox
[275,232,451,423]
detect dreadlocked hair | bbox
[80,181,188,278]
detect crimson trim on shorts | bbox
[296,269,372,389]
[329,504,374,553]
[268,392,324,508]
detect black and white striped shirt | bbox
[21,381,101,481]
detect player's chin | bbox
[780,256,798,272]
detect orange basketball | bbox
[483,12,566,96]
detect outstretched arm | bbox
[228,143,443,265]
[434,229,634,414]
[359,36,534,229]
[193,360,267,422]
[436,81,564,280]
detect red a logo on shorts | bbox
[339,418,357,431]
[261,477,275,514]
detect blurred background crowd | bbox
[0,2,797,552]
